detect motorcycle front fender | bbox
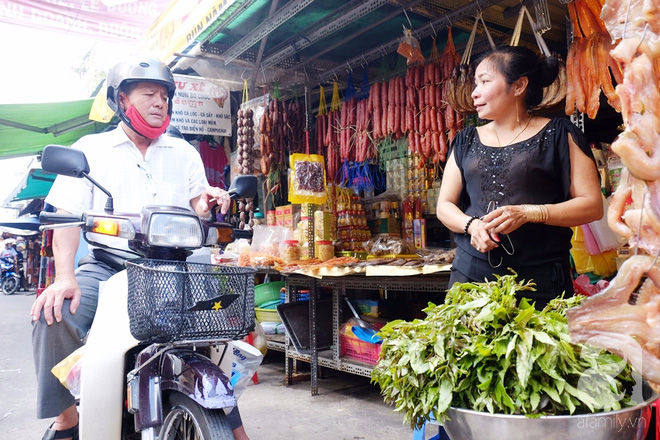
[160,349,236,409]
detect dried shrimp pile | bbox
[567,0,660,391]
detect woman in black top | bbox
[436,46,603,308]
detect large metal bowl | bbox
[442,382,658,440]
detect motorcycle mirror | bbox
[227,175,258,200]
[40,145,115,214]
[41,145,90,177]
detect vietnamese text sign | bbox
[0,0,171,43]
[172,74,231,136]
[139,0,236,63]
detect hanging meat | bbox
[567,0,660,392]
[564,0,623,118]
[236,107,255,228]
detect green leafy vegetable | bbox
[371,274,635,429]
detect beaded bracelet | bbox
[464,216,479,235]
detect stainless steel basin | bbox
[442,382,658,440]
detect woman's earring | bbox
[515,99,520,123]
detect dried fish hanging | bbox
[446,14,496,114]
[564,0,622,118]
[510,6,567,111]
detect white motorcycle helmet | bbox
[106,57,176,138]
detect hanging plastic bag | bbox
[397,26,424,64]
[51,345,86,399]
[229,340,263,400]
[288,153,327,204]
[587,195,627,252]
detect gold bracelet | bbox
[522,204,548,223]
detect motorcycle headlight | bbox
[146,213,203,248]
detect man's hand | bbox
[192,186,231,217]
[31,275,81,325]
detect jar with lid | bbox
[284,240,301,263]
[316,240,334,261]
[253,212,264,227]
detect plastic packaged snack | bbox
[289,153,327,204]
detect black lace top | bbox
[450,117,595,281]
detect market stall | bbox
[112,0,660,437]
[171,0,629,376]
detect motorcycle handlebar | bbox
[39,211,84,224]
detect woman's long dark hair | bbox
[477,45,559,109]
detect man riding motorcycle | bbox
[31,57,249,440]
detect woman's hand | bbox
[31,275,81,325]
[481,205,527,238]
[468,218,499,253]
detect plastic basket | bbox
[340,334,381,365]
[254,281,285,307]
[126,259,256,343]
[255,307,282,323]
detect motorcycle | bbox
[1,256,21,295]
[39,144,260,440]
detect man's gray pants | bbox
[32,260,116,418]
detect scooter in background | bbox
[40,144,261,440]
[1,256,21,295]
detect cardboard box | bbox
[275,204,300,229]
[367,218,401,236]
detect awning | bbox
[5,168,56,204]
[0,99,108,159]
[0,216,41,236]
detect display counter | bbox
[278,271,451,395]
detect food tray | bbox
[126,259,255,343]
[276,299,333,354]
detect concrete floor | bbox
[1,290,418,440]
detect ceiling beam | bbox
[261,0,392,69]
[223,0,315,65]
[279,0,427,77]
[317,0,506,83]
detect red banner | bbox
[0,0,172,43]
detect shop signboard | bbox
[139,0,237,63]
[0,0,171,43]
[171,74,231,136]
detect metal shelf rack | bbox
[282,272,450,395]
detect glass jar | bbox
[284,240,301,262]
[317,240,334,261]
[253,212,264,227]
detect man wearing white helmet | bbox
[31,57,248,440]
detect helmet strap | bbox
[124,105,170,139]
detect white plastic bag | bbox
[230,340,263,400]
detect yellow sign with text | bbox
[139,0,236,63]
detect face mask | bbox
[125,105,170,139]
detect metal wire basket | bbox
[126,259,256,343]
